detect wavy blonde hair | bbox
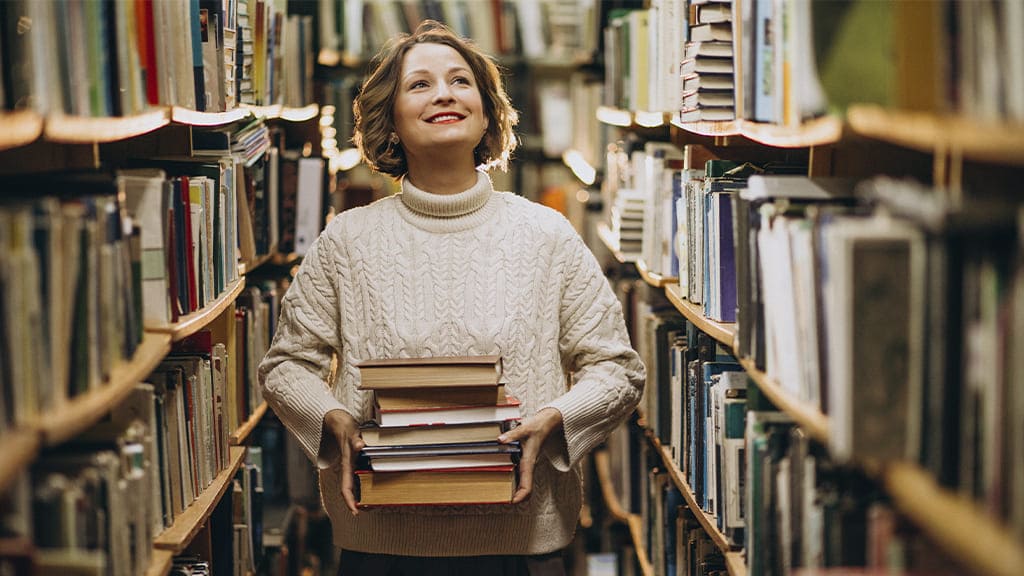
[353,20,519,177]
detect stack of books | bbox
[354,356,522,506]
[679,0,736,123]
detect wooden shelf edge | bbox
[0,428,40,493]
[44,109,171,143]
[0,110,44,151]
[883,462,1024,576]
[595,222,638,265]
[724,551,747,576]
[670,118,741,137]
[229,402,268,445]
[37,332,173,446]
[278,104,320,123]
[650,437,739,557]
[627,514,655,576]
[595,106,634,128]
[153,446,247,552]
[635,259,678,288]
[592,450,631,523]
[144,548,174,576]
[170,106,250,127]
[239,253,274,275]
[148,278,245,342]
[739,116,843,148]
[663,284,735,348]
[736,356,829,443]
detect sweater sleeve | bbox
[258,226,349,468]
[541,231,646,471]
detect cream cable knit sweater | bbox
[258,171,644,556]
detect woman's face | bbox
[392,43,488,163]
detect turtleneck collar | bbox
[396,171,499,233]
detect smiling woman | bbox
[258,20,645,576]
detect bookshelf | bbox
[148,277,246,341]
[240,253,276,276]
[230,401,269,446]
[170,106,251,127]
[44,109,171,143]
[0,429,39,493]
[0,110,44,151]
[635,259,678,288]
[593,449,654,576]
[35,332,174,446]
[154,445,248,553]
[663,283,735,349]
[144,549,175,576]
[650,436,746,576]
[596,221,637,264]
[278,104,321,123]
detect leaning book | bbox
[356,466,518,506]
[356,355,503,389]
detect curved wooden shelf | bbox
[144,549,174,576]
[651,438,745,571]
[279,104,320,123]
[595,222,638,264]
[663,283,735,348]
[147,277,245,341]
[230,401,268,445]
[0,428,39,493]
[635,259,678,287]
[239,253,274,275]
[739,115,843,148]
[847,105,1024,166]
[596,106,634,128]
[670,118,741,137]
[242,104,283,120]
[0,110,44,151]
[154,445,247,552]
[44,109,170,143]
[736,355,829,443]
[36,332,173,446]
[170,106,250,127]
[593,450,653,576]
[883,462,1024,576]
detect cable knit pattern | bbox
[258,171,645,556]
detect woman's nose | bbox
[432,82,455,103]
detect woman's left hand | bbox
[498,407,564,504]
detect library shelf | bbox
[35,332,173,446]
[242,103,283,120]
[663,283,735,349]
[596,221,638,264]
[144,549,175,576]
[0,110,44,151]
[738,115,843,148]
[239,252,275,275]
[593,449,654,576]
[148,277,246,342]
[846,105,1024,166]
[596,106,635,128]
[635,258,678,287]
[669,118,741,137]
[0,428,39,493]
[735,355,829,443]
[882,461,1024,576]
[154,445,247,552]
[317,48,363,69]
[170,106,250,127]
[43,109,171,143]
[279,104,321,123]
[230,401,268,446]
[650,436,746,576]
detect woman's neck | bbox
[404,156,479,195]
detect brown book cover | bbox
[356,466,516,506]
[359,421,515,448]
[356,355,503,389]
[374,384,507,411]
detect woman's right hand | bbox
[323,409,365,515]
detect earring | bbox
[388,133,400,145]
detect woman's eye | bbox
[453,77,470,85]
[410,81,428,89]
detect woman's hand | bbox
[498,407,564,504]
[323,409,365,515]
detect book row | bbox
[0,0,314,117]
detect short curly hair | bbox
[353,20,519,177]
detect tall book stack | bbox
[679,0,736,123]
[354,356,522,507]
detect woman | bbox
[259,21,644,575]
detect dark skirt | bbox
[337,548,567,576]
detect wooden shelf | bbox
[663,284,735,348]
[154,445,247,552]
[147,278,245,342]
[670,118,741,137]
[596,106,635,128]
[593,450,653,576]
[739,115,843,148]
[44,109,170,143]
[144,549,174,576]
[279,104,320,122]
[651,438,746,575]
[0,428,39,493]
[242,104,283,119]
[170,106,250,127]
[883,462,1024,576]
[230,402,268,445]
[0,110,44,151]
[595,222,638,264]
[635,259,678,287]
[35,332,173,446]
[239,253,274,275]
[847,105,1024,166]
[736,355,829,443]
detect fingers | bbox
[340,435,360,515]
[512,449,535,503]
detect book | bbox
[356,466,517,506]
[356,355,503,389]
[359,421,516,447]
[374,384,507,411]
[373,396,521,428]
[362,441,521,472]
